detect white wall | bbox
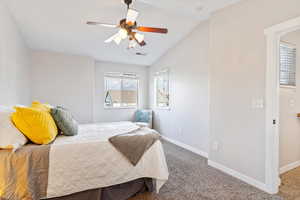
[279,31,300,169]
[30,51,95,123]
[94,62,149,122]
[0,1,31,105]
[30,51,149,123]
[209,0,300,184]
[148,21,210,154]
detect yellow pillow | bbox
[11,106,58,145]
[31,101,52,112]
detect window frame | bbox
[279,41,297,88]
[154,69,170,110]
[104,72,139,109]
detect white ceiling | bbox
[4,0,241,66]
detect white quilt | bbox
[46,122,169,198]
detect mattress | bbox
[46,122,169,199]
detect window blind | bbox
[104,72,138,108]
[104,72,138,79]
[280,43,296,86]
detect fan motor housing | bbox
[124,0,133,7]
[120,19,137,30]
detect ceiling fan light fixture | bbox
[135,33,144,43]
[126,9,139,24]
[104,33,119,43]
[118,29,128,39]
[129,40,137,48]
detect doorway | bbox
[278,30,300,199]
[265,16,300,194]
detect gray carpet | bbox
[131,141,283,200]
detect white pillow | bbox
[0,105,15,112]
[0,110,28,151]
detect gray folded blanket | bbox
[109,129,160,166]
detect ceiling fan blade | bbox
[139,40,146,46]
[137,26,168,34]
[126,9,139,24]
[118,29,128,39]
[87,21,118,28]
[104,33,121,43]
[113,35,123,45]
[129,40,138,48]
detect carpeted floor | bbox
[279,167,300,200]
[130,141,283,200]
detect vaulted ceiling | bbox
[4,0,241,65]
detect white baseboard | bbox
[162,136,208,158]
[162,136,273,193]
[280,160,300,174]
[208,160,268,193]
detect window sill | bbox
[155,107,171,111]
[104,106,137,110]
[280,85,296,89]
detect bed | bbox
[0,122,169,200]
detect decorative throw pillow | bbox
[50,106,78,136]
[11,106,58,145]
[31,101,52,112]
[0,105,15,112]
[0,110,28,150]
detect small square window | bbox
[104,73,138,108]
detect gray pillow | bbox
[50,106,78,136]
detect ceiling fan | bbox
[87,0,168,48]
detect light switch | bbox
[289,99,295,107]
[252,98,265,109]
[257,99,264,109]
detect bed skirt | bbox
[46,178,153,200]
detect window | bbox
[104,73,138,108]
[155,69,170,109]
[280,42,296,87]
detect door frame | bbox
[264,16,300,194]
